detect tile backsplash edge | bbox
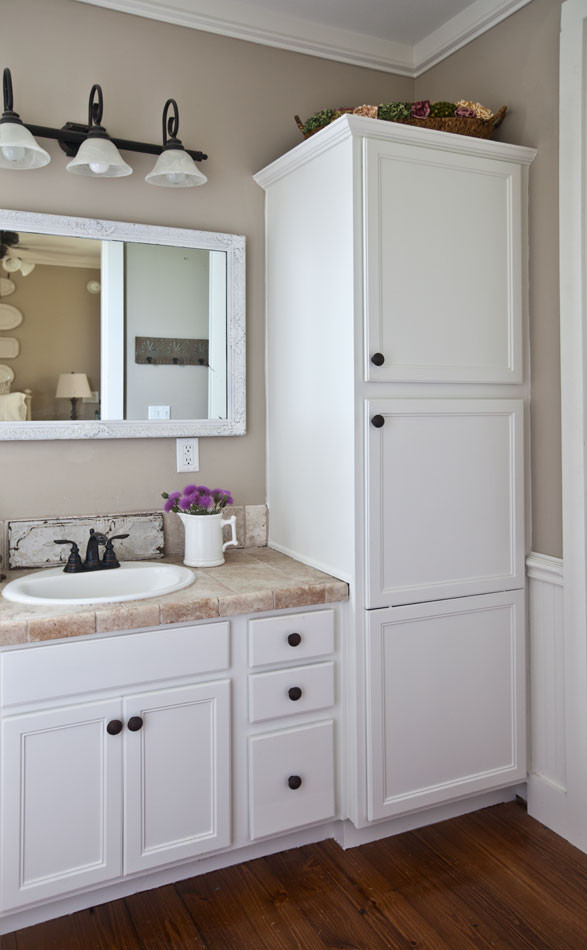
[5,505,268,569]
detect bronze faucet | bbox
[54,529,130,573]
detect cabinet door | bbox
[363,138,523,383]
[367,591,526,821]
[124,680,230,874]
[0,699,123,911]
[366,398,524,608]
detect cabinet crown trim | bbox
[254,114,537,188]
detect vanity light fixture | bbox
[66,85,131,178]
[0,68,207,184]
[0,69,50,169]
[145,99,207,188]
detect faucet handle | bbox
[102,534,129,569]
[54,539,84,573]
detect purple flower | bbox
[179,495,194,510]
[164,498,176,512]
[455,105,475,118]
[212,489,233,505]
[184,484,199,496]
[197,493,214,509]
[168,491,181,502]
[411,100,431,118]
[196,485,210,494]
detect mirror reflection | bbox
[0,231,227,423]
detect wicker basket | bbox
[295,105,507,141]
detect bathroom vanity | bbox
[0,550,347,932]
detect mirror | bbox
[0,210,245,439]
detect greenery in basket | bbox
[378,102,411,122]
[430,101,457,118]
[303,108,340,135]
[162,485,234,515]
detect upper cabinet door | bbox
[123,679,231,874]
[363,138,523,383]
[1,698,123,911]
[366,398,525,608]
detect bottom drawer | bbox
[248,720,335,839]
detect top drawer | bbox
[1,621,230,707]
[249,609,335,669]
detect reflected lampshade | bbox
[56,372,92,399]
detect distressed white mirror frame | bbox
[0,209,246,440]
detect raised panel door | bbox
[363,138,523,383]
[123,680,231,873]
[367,591,526,820]
[366,398,525,608]
[0,698,123,910]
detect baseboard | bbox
[336,784,525,849]
[526,773,569,841]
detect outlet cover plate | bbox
[176,437,199,472]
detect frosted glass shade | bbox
[56,373,92,399]
[2,256,21,273]
[66,136,132,178]
[145,148,207,187]
[19,261,35,276]
[0,121,50,169]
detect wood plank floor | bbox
[3,801,587,949]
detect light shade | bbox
[145,148,207,188]
[66,136,132,178]
[56,372,92,399]
[0,120,50,170]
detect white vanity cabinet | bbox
[0,623,232,913]
[255,115,535,827]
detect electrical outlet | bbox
[176,438,199,472]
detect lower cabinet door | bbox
[367,591,526,821]
[0,698,123,911]
[123,679,231,873]
[248,720,336,839]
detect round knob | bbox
[371,414,385,428]
[371,352,385,366]
[287,632,302,647]
[288,775,302,790]
[127,716,143,732]
[106,719,123,735]
[288,686,303,702]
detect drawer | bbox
[249,661,335,723]
[0,622,230,707]
[248,720,336,839]
[248,609,335,669]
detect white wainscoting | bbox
[526,552,568,839]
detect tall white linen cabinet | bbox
[255,115,536,829]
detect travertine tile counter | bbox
[0,548,349,645]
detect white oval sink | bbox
[2,561,195,606]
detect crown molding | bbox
[72,0,415,75]
[412,0,534,76]
[74,0,535,77]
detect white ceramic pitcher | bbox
[178,511,238,568]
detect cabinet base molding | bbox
[0,785,524,935]
[336,783,525,849]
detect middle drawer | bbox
[248,661,335,723]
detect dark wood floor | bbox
[2,800,587,949]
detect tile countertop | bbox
[0,548,349,646]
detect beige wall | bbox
[415,0,563,557]
[7,264,100,421]
[0,0,411,523]
[1,0,563,559]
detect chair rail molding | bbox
[557,0,587,854]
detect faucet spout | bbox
[84,529,108,570]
